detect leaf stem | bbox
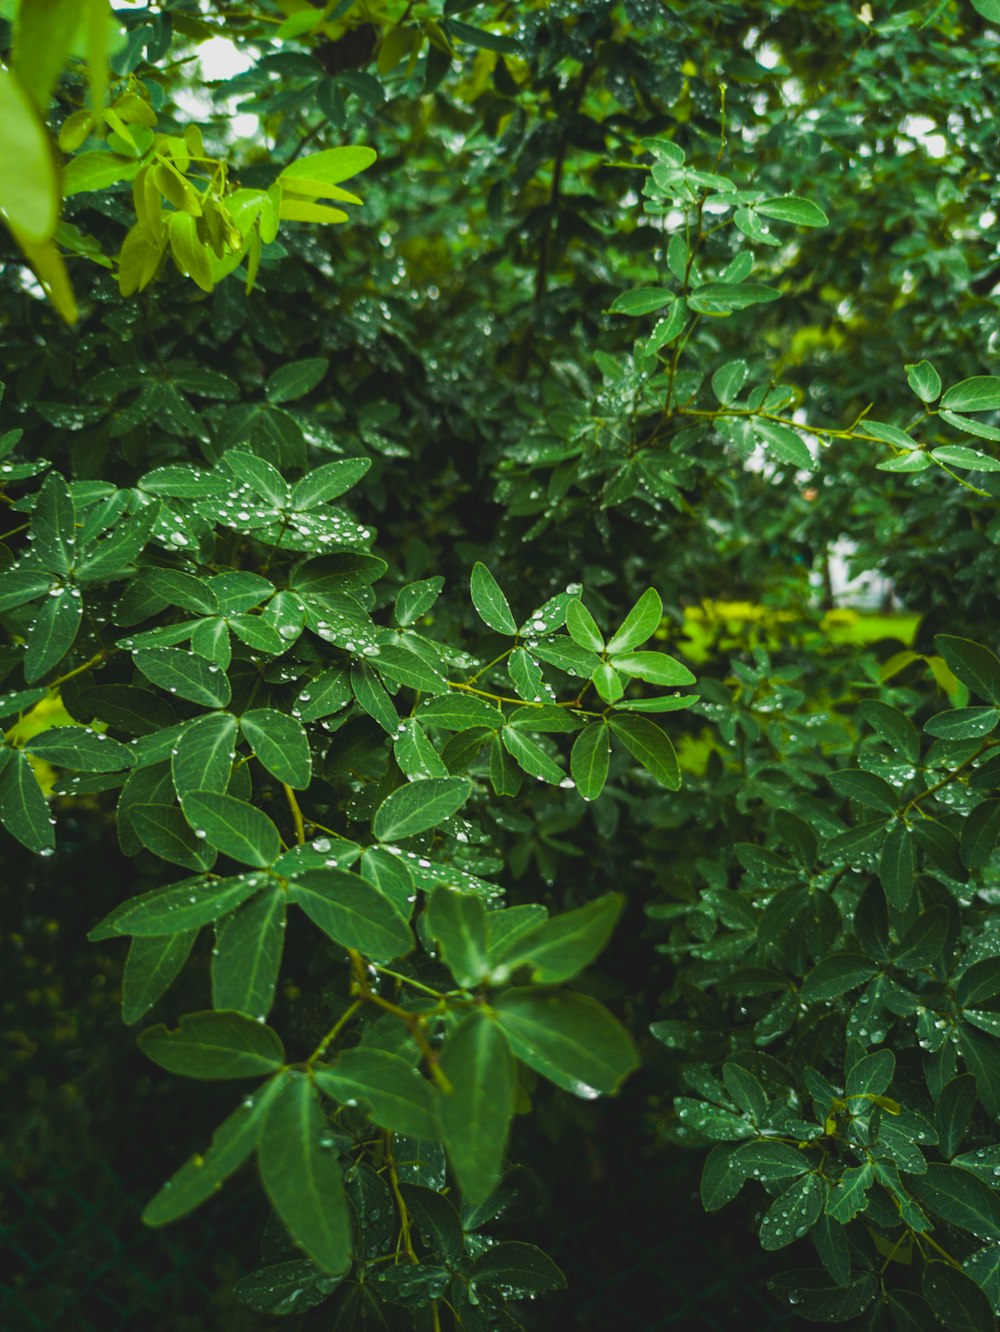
[283,783,306,844]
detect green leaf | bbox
[418,695,503,731]
[926,707,1000,740]
[566,599,604,652]
[122,931,198,1025]
[958,958,1000,1007]
[846,1047,895,1097]
[608,287,673,316]
[24,584,83,682]
[232,1261,343,1317]
[0,64,59,239]
[923,1262,995,1332]
[258,1072,352,1274]
[495,894,624,984]
[350,664,398,734]
[138,1010,285,1079]
[315,1048,439,1140]
[880,821,915,911]
[240,708,311,789]
[937,1076,977,1159]
[909,1164,1000,1240]
[279,145,376,187]
[212,890,286,1020]
[0,748,53,853]
[144,568,219,616]
[570,723,610,801]
[394,718,449,780]
[0,568,53,612]
[609,714,680,789]
[932,445,1000,472]
[296,668,352,722]
[397,1184,462,1258]
[940,377,1000,413]
[143,1077,284,1225]
[374,643,448,695]
[470,562,517,635]
[502,725,565,784]
[858,699,921,761]
[396,577,445,627]
[438,1012,514,1203]
[722,1063,768,1121]
[828,768,898,813]
[289,869,414,962]
[470,1241,566,1295]
[751,419,813,469]
[132,803,216,872]
[426,886,489,987]
[32,471,76,575]
[591,661,624,705]
[767,1272,877,1323]
[489,733,522,795]
[291,458,371,508]
[906,360,942,403]
[372,777,473,841]
[181,792,280,867]
[964,1247,1000,1319]
[756,195,828,227]
[877,451,932,473]
[935,636,1000,705]
[265,357,329,404]
[700,1143,747,1211]
[940,411,1000,443]
[172,712,237,798]
[800,953,877,1002]
[711,359,749,405]
[494,988,639,1097]
[674,1098,756,1141]
[962,800,1000,870]
[89,873,264,939]
[687,282,780,315]
[606,588,662,653]
[133,647,231,708]
[610,650,695,686]
[24,726,133,772]
[759,1174,825,1249]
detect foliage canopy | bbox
[3,1,1000,1328]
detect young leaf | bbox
[940,377,1000,414]
[935,636,1000,706]
[566,600,604,652]
[755,195,828,227]
[606,588,662,654]
[494,989,638,1097]
[138,1010,286,1079]
[906,360,942,404]
[258,1072,353,1274]
[438,1012,515,1203]
[609,650,695,686]
[181,792,280,867]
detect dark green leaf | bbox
[265,357,329,404]
[759,1174,824,1249]
[240,708,311,789]
[470,562,517,635]
[494,894,623,984]
[425,886,489,987]
[0,749,54,853]
[181,792,280,867]
[934,637,1000,706]
[608,714,680,789]
[438,1012,514,1203]
[171,712,237,798]
[132,803,216,872]
[258,1072,352,1274]
[212,890,286,1020]
[494,989,639,1097]
[909,1164,1000,1240]
[471,1241,566,1295]
[923,1262,994,1332]
[289,869,414,962]
[315,1048,439,1140]
[880,820,915,911]
[372,777,472,841]
[570,722,610,800]
[122,930,198,1025]
[138,1009,285,1078]
[24,584,83,682]
[767,1271,876,1322]
[133,647,231,708]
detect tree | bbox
[3,1,1000,1327]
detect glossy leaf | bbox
[138,1010,285,1079]
[438,1012,515,1203]
[181,792,280,867]
[289,869,414,962]
[494,989,639,1097]
[315,1048,439,1140]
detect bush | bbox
[3,2,1000,1328]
